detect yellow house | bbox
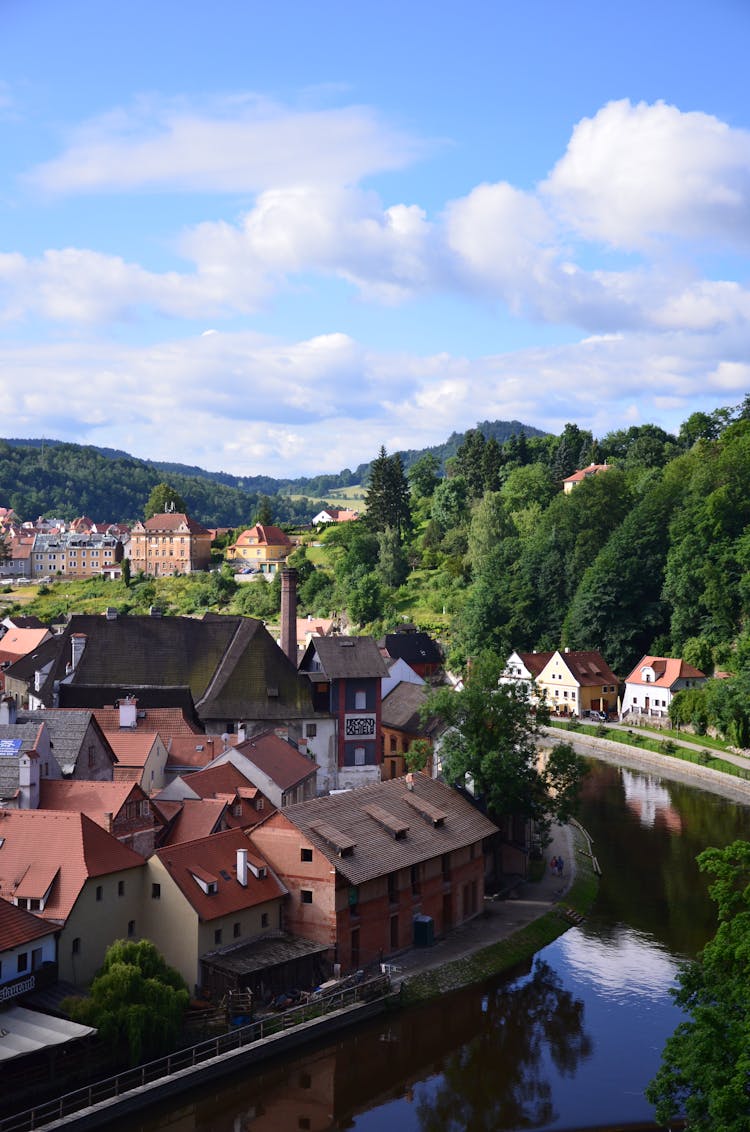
[226,524,293,575]
[143,828,288,993]
[535,649,618,716]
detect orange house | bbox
[226,524,293,575]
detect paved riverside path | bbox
[389,821,575,986]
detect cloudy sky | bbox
[2,0,749,477]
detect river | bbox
[112,758,750,1132]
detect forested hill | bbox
[0,441,317,527]
[0,419,546,523]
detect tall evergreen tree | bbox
[365,447,411,536]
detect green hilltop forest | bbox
[7,400,750,710]
[288,398,750,683]
[0,418,547,525]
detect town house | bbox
[249,775,498,973]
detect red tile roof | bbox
[92,706,201,739]
[0,809,144,922]
[234,730,318,791]
[0,895,55,951]
[104,732,160,768]
[0,628,51,664]
[623,655,706,688]
[515,651,555,678]
[141,513,209,534]
[154,828,284,921]
[38,779,146,829]
[563,463,610,485]
[556,650,618,686]
[166,734,227,771]
[158,798,228,846]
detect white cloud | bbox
[0,328,742,478]
[543,99,750,249]
[27,95,426,195]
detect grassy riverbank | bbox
[400,823,599,1005]
[549,719,750,781]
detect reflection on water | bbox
[559,924,679,1002]
[116,760,750,1132]
[414,958,592,1132]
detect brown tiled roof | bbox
[234,731,317,791]
[141,513,210,534]
[623,655,706,688]
[104,732,160,769]
[557,650,618,686]
[92,706,201,738]
[301,635,389,679]
[38,780,145,829]
[154,828,284,922]
[382,682,440,736]
[176,762,254,801]
[159,798,228,846]
[0,895,55,951]
[269,776,498,887]
[515,651,555,678]
[0,809,144,922]
[166,734,225,771]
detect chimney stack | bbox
[236,848,248,887]
[70,633,87,670]
[119,695,138,729]
[280,568,298,664]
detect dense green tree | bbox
[500,463,555,516]
[144,483,187,520]
[431,475,468,534]
[254,496,274,525]
[454,428,488,498]
[482,434,504,491]
[63,939,189,1066]
[704,672,750,748]
[299,567,335,614]
[669,687,709,734]
[408,452,440,499]
[121,556,131,588]
[466,492,512,578]
[562,468,684,672]
[347,572,386,625]
[647,841,750,1130]
[424,652,586,843]
[550,423,587,484]
[377,526,409,588]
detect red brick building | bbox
[250,775,497,973]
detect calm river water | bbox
[114,759,750,1132]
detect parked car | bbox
[589,710,608,722]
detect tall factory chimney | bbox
[280,568,299,664]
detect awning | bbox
[0,1005,96,1062]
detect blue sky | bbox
[2,0,749,476]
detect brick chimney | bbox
[280,568,298,664]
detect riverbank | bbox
[398,819,599,1004]
[545,726,750,806]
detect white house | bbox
[621,656,707,719]
[499,651,555,700]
